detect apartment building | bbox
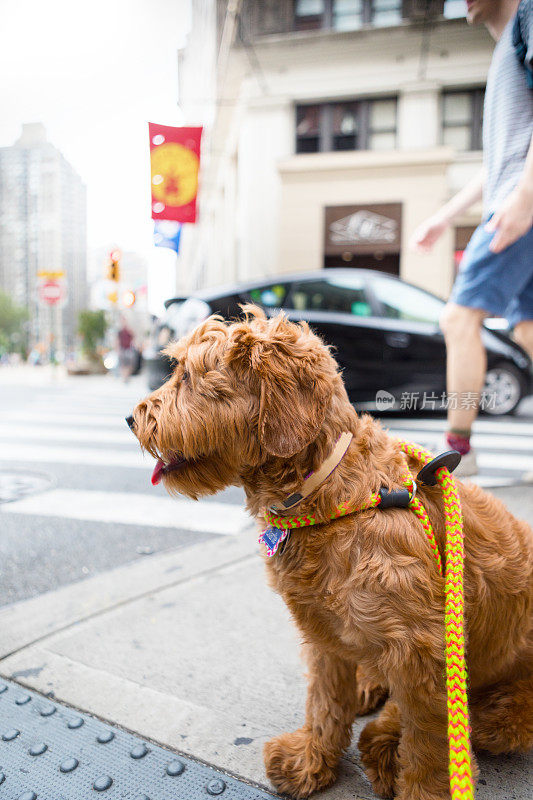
[0,123,87,352]
[177,0,493,300]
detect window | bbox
[368,99,397,150]
[333,0,364,30]
[294,0,402,31]
[332,102,359,150]
[370,276,445,324]
[443,0,465,19]
[295,0,326,30]
[442,88,485,151]
[295,105,321,153]
[291,276,373,316]
[296,98,397,153]
[372,0,402,27]
[248,282,291,308]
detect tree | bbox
[78,310,107,360]
[0,290,29,354]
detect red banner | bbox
[148,123,202,223]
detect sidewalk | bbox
[0,485,531,800]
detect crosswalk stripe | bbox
[5,424,531,460]
[1,443,147,469]
[3,412,128,428]
[467,452,533,471]
[2,488,251,535]
[383,417,533,486]
[0,424,133,445]
[384,417,533,437]
[3,436,531,474]
[467,476,517,488]
[382,427,533,453]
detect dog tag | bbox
[258,526,289,557]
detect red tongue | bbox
[151,459,165,486]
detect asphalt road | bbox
[0,368,246,607]
[1,366,532,608]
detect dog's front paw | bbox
[264,729,338,799]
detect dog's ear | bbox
[225,310,334,458]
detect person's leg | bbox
[442,222,533,473]
[514,320,533,358]
[440,303,488,449]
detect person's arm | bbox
[409,169,485,253]
[485,132,533,253]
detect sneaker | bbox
[452,446,478,478]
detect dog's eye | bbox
[182,370,189,382]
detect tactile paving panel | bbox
[0,679,278,800]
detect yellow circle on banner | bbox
[151,143,199,208]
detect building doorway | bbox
[324,203,402,275]
[324,252,400,274]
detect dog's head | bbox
[129,305,344,499]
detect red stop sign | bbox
[39,281,63,306]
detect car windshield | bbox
[370,276,445,324]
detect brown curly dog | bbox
[130,306,532,800]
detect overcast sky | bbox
[0,0,191,312]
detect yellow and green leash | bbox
[262,439,473,800]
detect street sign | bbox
[39,280,63,306]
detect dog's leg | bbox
[389,654,479,800]
[263,646,358,799]
[358,699,401,799]
[470,673,533,754]
[355,564,478,800]
[391,671,451,800]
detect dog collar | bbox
[259,446,460,559]
[268,431,353,515]
[259,482,417,557]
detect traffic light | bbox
[122,290,136,308]
[107,249,121,282]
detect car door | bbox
[275,274,395,403]
[366,274,448,401]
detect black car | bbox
[146,270,532,416]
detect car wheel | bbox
[482,362,526,416]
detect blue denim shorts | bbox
[450,219,533,327]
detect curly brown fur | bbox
[359,700,401,798]
[356,664,389,715]
[131,306,533,800]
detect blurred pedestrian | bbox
[117,319,135,383]
[410,0,533,476]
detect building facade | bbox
[177,1,494,300]
[0,123,87,353]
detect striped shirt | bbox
[483,0,533,216]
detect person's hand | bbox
[486,185,533,253]
[409,213,449,253]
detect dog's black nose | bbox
[125,415,135,432]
